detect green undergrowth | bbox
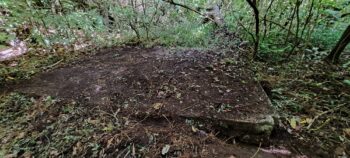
[0,93,124,157]
[154,23,216,48]
[311,26,344,50]
[0,48,79,88]
[256,58,350,153]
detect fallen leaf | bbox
[300,118,312,125]
[214,77,219,82]
[290,118,297,129]
[50,150,59,156]
[176,93,182,99]
[153,103,163,110]
[16,132,26,139]
[107,138,114,148]
[6,76,15,80]
[161,144,170,155]
[334,146,346,156]
[343,128,350,137]
[73,142,82,155]
[343,80,350,86]
[191,126,198,133]
[87,118,99,124]
[103,123,114,132]
[22,152,32,158]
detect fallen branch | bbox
[341,13,350,18]
[265,19,295,36]
[307,104,346,129]
[162,0,201,15]
[161,0,217,23]
[43,59,63,69]
[250,142,262,158]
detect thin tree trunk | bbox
[245,0,260,58]
[262,0,275,40]
[301,0,315,39]
[161,0,217,24]
[324,25,350,64]
[306,1,321,42]
[286,0,302,59]
[130,0,140,40]
[285,4,297,44]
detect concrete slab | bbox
[16,47,276,143]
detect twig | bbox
[312,118,331,131]
[264,19,296,37]
[262,0,275,39]
[232,13,255,42]
[99,109,120,124]
[44,59,63,69]
[161,0,216,23]
[250,142,262,158]
[180,105,193,112]
[162,0,201,16]
[307,104,345,129]
[162,114,173,127]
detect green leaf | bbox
[343,80,350,86]
[290,118,297,129]
[102,123,114,132]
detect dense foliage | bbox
[0,0,349,54]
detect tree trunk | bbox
[325,25,350,64]
[245,0,260,58]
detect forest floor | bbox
[0,44,349,157]
[256,54,350,157]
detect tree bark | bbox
[262,0,275,40]
[325,25,350,64]
[245,0,260,58]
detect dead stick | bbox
[161,0,217,23]
[307,104,345,129]
[250,142,262,158]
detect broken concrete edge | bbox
[176,113,278,144]
[176,83,280,144]
[215,82,279,139]
[219,114,277,134]
[180,113,276,134]
[257,80,280,134]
